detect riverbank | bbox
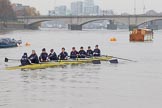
[0,22,25,30]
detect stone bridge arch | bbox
[137,19,162,28]
[17,15,162,30]
[77,16,130,26]
[80,19,120,26]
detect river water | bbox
[0,29,162,108]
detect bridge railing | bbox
[17,14,162,19]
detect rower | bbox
[20,53,30,66]
[70,47,79,59]
[39,48,48,62]
[87,46,93,57]
[28,50,39,64]
[79,46,87,58]
[49,49,58,61]
[93,45,101,57]
[58,47,68,60]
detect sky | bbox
[10,0,162,15]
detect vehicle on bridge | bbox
[130,29,153,41]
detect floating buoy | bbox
[109,37,117,42]
[25,42,31,46]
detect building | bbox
[71,1,83,15]
[54,5,67,16]
[93,5,100,15]
[12,4,27,16]
[84,0,94,7]
[48,10,55,16]
[101,10,114,15]
[84,0,95,15]
[12,3,39,16]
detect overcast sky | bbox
[10,0,162,15]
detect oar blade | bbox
[5,58,9,62]
[109,59,118,64]
[92,60,101,64]
[115,57,136,62]
[105,55,137,62]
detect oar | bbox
[68,57,101,64]
[104,56,137,62]
[92,60,101,64]
[108,59,118,64]
[5,57,20,62]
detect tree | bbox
[12,3,40,17]
[24,7,40,16]
[146,10,158,15]
[0,0,16,27]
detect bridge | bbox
[17,15,162,30]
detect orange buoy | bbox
[25,42,31,46]
[109,37,117,42]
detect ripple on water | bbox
[1,30,162,108]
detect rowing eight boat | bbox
[5,56,113,70]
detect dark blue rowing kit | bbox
[93,49,101,57]
[49,52,58,60]
[59,52,68,60]
[39,53,48,62]
[87,49,93,57]
[28,54,39,64]
[79,50,87,58]
[70,51,79,59]
[21,55,30,66]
